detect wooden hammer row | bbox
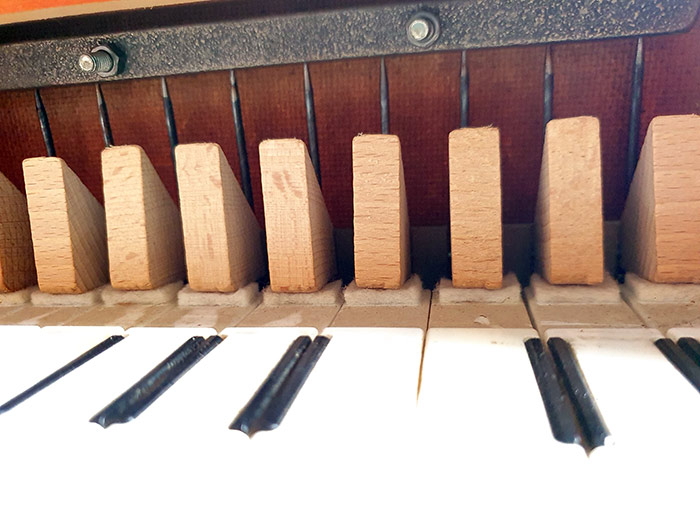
[0,114,698,297]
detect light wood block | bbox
[23,157,108,294]
[534,116,603,285]
[102,145,185,290]
[0,172,36,292]
[259,138,336,293]
[449,127,503,289]
[175,143,263,292]
[621,114,700,283]
[352,134,410,289]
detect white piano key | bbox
[549,328,700,523]
[667,327,700,341]
[414,328,589,523]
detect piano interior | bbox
[0,0,699,523]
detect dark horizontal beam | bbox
[1,0,698,90]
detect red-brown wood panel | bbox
[468,45,545,224]
[309,57,380,228]
[40,83,105,201]
[552,38,636,220]
[386,51,460,226]
[642,15,700,147]
[235,63,308,226]
[167,69,241,193]
[0,89,43,192]
[99,77,176,202]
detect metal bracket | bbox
[0,0,698,90]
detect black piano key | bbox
[230,335,312,437]
[91,335,223,428]
[0,335,125,415]
[548,337,610,450]
[459,50,469,128]
[655,338,700,394]
[524,338,581,446]
[677,338,700,367]
[260,335,330,429]
[543,45,553,132]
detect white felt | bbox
[435,273,521,304]
[101,281,183,305]
[262,279,343,307]
[0,286,33,306]
[343,274,424,307]
[31,286,104,306]
[528,273,621,304]
[622,272,700,304]
[177,282,261,307]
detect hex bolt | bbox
[77,45,121,77]
[406,12,440,47]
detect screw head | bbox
[78,54,96,72]
[408,18,431,42]
[406,12,440,47]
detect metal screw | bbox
[406,12,440,47]
[78,45,120,77]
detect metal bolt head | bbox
[408,18,431,42]
[406,12,440,47]
[78,54,96,72]
[77,45,120,77]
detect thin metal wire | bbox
[95,83,114,148]
[229,70,254,208]
[380,57,389,134]
[34,89,55,157]
[543,45,553,134]
[626,37,644,189]
[160,76,178,169]
[459,50,469,128]
[303,63,321,186]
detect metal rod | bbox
[229,70,254,209]
[626,37,644,189]
[34,89,55,157]
[543,45,553,134]
[459,50,469,128]
[95,83,114,148]
[303,63,322,186]
[380,57,389,134]
[160,76,178,169]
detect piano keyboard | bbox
[0,296,698,523]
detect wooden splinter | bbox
[352,134,410,289]
[621,114,700,283]
[449,127,503,289]
[0,172,36,292]
[23,157,108,294]
[534,116,604,285]
[259,138,336,293]
[102,145,185,290]
[175,143,263,292]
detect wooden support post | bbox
[352,134,410,289]
[23,157,108,293]
[260,138,336,292]
[621,114,700,283]
[0,172,36,292]
[102,145,185,290]
[175,143,263,292]
[534,116,604,285]
[449,127,503,289]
